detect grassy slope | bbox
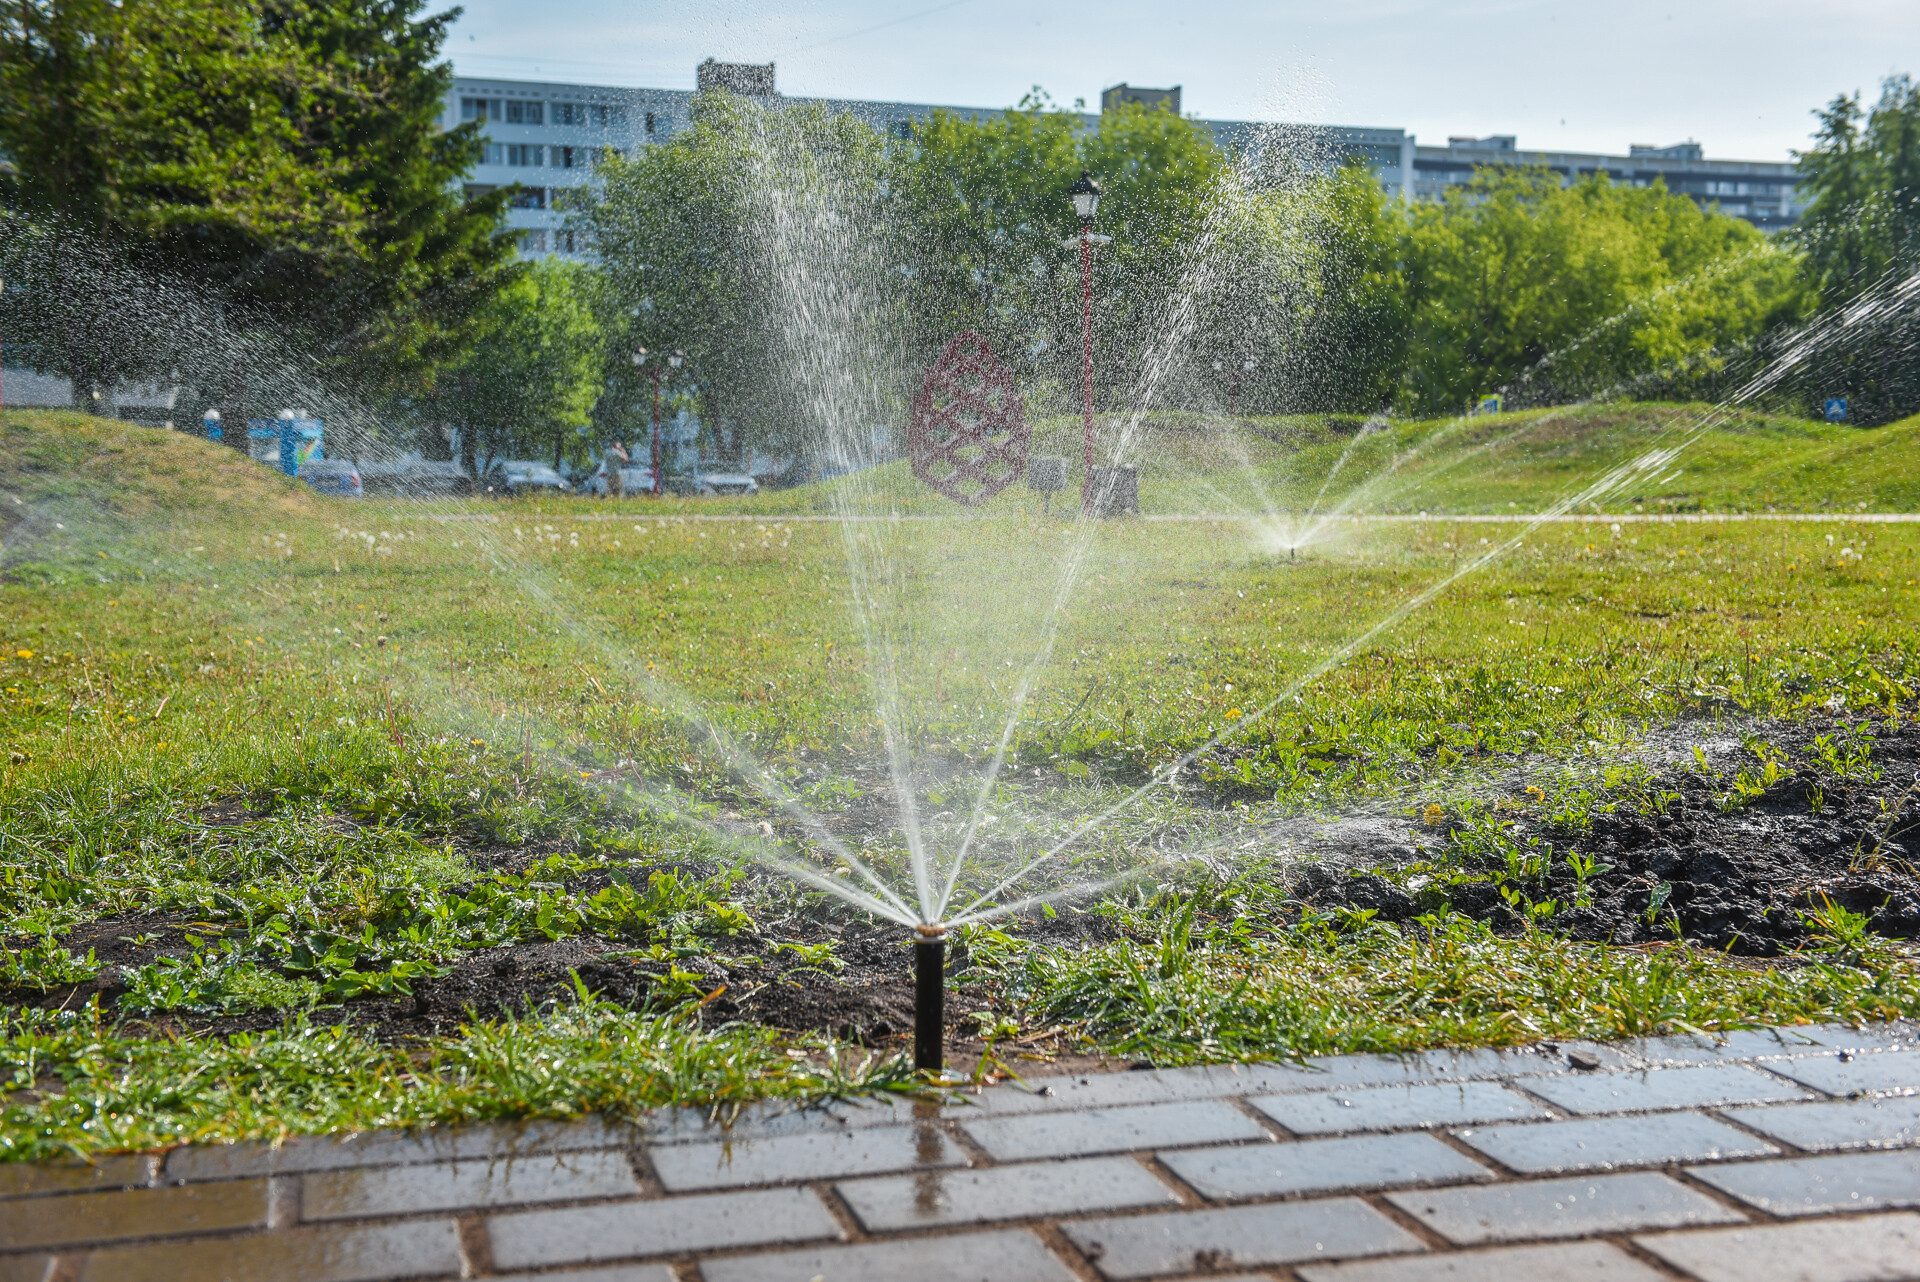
[3,407,1919,1157]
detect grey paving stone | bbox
[946,1063,1343,1118]
[0,1178,268,1251]
[650,1122,964,1192]
[699,1229,1078,1282]
[69,1220,463,1282]
[646,1095,929,1145]
[961,1100,1270,1163]
[0,1154,155,1201]
[1297,1241,1669,1281]
[303,1148,640,1220]
[1804,1021,1920,1054]
[1386,1171,1745,1244]
[1520,1063,1814,1114]
[490,1268,675,1282]
[1284,1047,1562,1091]
[487,1186,840,1270]
[0,1257,53,1282]
[1636,1212,1920,1282]
[1770,1051,1920,1098]
[1061,1199,1424,1280]
[164,1115,633,1181]
[1251,1081,1548,1136]
[1623,1026,1875,1065]
[945,1045,1599,1120]
[1689,1149,1920,1215]
[1725,1096,1920,1151]
[1453,1112,1776,1174]
[835,1155,1178,1231]
[1158,1133,1492,1200]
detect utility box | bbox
[1028,455,1068,513]
[1088,464,1138,518]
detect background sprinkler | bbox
[913,923,946,1073]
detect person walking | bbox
[605,440,629,498]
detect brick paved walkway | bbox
[4,1022,1919,1281]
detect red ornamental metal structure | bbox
[908,330,1030,506]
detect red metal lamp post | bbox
[1067,172,1105,512]
[1213,357,1256,415]
[633,347,685,496]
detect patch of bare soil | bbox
[1299,715,1920,954]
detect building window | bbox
[594,146,626,168]
[508,187,546,210]
[890,119,912,140]
[592,105,627,129]
[505,143,542,166]
[517,230,548,253]
[462,183,498,200]
[553,102,588,125]
[554,230,581,253]
[645,111,656,135]
[483,143,504,165]
[553,145,576,168]
[461,97,500,121]
[504,100,543,125]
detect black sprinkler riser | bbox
[914,936,945,1072]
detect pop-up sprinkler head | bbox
[1290,545,1296,561]
[912,923,947,1073]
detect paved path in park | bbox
[5,1022,1919,1281]
[400,511,1920,523]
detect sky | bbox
[447,0,1916,162]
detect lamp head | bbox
[1068,171,1101,223]
[632,348,646,367]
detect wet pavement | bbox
[3,1021,1919,1280]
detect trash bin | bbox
[1088,464,1138,517]
[1028,455,1068,513]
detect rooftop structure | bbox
[1102,83,1181,115]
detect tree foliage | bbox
[888,96,1228,408]
[1400,167,1808,414]
[1795,75,1920,307]
[430,258,604,474]
[0,0,513,409]
[580,91,891,464]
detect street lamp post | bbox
[1067,172,1102,512]
[634,348,685,497]
[1213,357,1257,415]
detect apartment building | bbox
[446,62,1799,255]
[1414,136,1804,230]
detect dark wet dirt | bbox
[1297,714,1920,954]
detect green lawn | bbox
[3,405,1918,1159]
[691,401,1920,517]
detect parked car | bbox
[483,461,570,496]
[357,459,468,497]
[699,472,760,496]
[579,462,661,496]
[296,458,362,497]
